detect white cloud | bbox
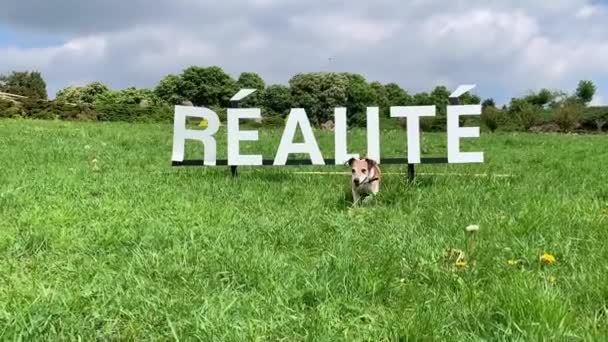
[576,5,597,18]
[0,0,607,103]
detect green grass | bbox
[1,118,607,341]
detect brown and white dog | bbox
[348,157,381,205]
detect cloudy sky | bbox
[1,0,607,105]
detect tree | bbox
[411,92,432,106]
[553,102,583,132]
[459,93,481,105]
[155,74,184,105]
[179,66,237,107]
[237,72,265,91]
[482,98,496,108]
[576,80,596,104]
[509,98,541,130]
[481,106,503,132]
[430,86,451,115]
[237,72,265,107]
[56,82,110,104]
[262,85,292,117]
[370,82,389,116]
[289,72,349,125]
[384,83,412,107]
[523,88,553,107]
[95,87,163,106]
[343,73,375,125]
[0,71,48,99]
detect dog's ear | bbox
[365,158,377,168]
[346,157,356,167]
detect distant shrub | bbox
[14,98,96,121]
[552,103,583,132]
[481,106,503,132]
[419,116,447,132]
[512,102,541,131]
[95,103,172,123]
[581,106,608,132]
[262,115,285,128]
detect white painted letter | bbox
[447,105,484,163]
[171,105,220,165]
[366,107,381,163]
[227,108,263,166]
[274,108,325,165]
[334,107,358,165]
[390,106,436,164]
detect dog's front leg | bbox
[352,189,361,207]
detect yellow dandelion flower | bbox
[198,119,209,128]
[455,261,467,268]
[507,259,518,266]
[540,253,556,265]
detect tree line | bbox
[0,67,605,132]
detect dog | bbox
[348,157,381,205]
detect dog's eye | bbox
[351,169,355,173]
[362,169,367,173]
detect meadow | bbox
[1,118,607,340]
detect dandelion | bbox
[91,158,100,172]
[198,119,209,128]
[466,225,480,233]
[455,260,467,268]
[540,253,556,265]
[507,259,518,266]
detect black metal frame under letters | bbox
[171,158,449,182]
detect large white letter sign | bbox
[334,108,358,165]
[172,105,220,165]
[447,105,483,163]
[274,108,325,165]
[390,106,436,164]
[334,107,381,165]
[227,108,263,166]
[366,107,381,163]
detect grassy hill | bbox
[1,119,607,340]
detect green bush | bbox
[581,107,608,132]
[512,102,541,131]
[481,107,503,132]
[552,103,582,132]
[420,116,447,132]
[95,103,172,123]
[14,98,95,120]
[0,100,24,118]
[262,115,285,128]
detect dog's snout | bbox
[353,179,360,186]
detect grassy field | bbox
[1,118,607,340]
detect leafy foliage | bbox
[482,98,496,109]
[552,103,583,132]
[289,72,349,125]
[236,72,266,107]
[55,82,110,105]
[481,106,504,132]
[262,85,293,117]
[581,106,608,132]
[155,66,237,107]
[155,74,185,105]
[0,71,48,99]
[509,99,542,130]
[576,80,596,104]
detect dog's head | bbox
[348,157,377,187]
